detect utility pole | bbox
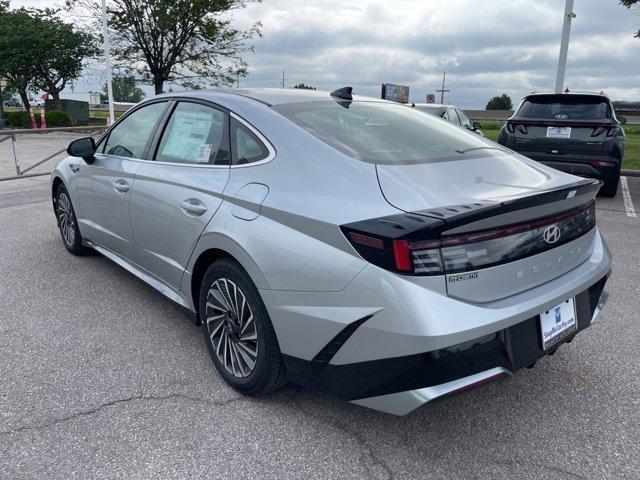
[0,77,7,129]
[436,72,450,104]
[281,70,285,89]
[554,0,576,94]
[101,0,115,125]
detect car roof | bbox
[524,91,610,100]
[157,88,392,107]
[412,103,450,109]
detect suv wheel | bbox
[54,184,88,255]
[600,174,620,198]
[199,258,286,395]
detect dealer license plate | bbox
[539,298,577,350]
[547,126,571,139]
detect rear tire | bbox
[600,175,619,198]
[54,184,88,255]
[200,258,286,395]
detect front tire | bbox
[200,258,286,395]
[54,184,88,255]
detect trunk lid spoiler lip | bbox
[410,178,601,233]
[506,117,619,128]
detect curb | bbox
[622,169,640,178]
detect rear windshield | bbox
[517,95,612,120]
[272,101,499,164]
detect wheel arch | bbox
[187,235,271,323]
[51,175,64,199]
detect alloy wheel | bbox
[57,193,76,247]
[205,278,258,378]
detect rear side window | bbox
[156,102,230,165]
[518,95,612,120]
[443,108,460,125]
[103,102,167,158]
[231,118,270,165]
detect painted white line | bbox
[620,176,637,218]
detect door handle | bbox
[112,179,130,194]
[180,199,208,216]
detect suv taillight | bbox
[342,202,595,276]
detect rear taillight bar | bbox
[343,201,596,276]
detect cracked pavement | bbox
[1,175,639,479]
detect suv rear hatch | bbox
[503,94,616,157]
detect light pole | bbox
[0,77,7,129]
[554,0,576,94]
[101,0,115,124]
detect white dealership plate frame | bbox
[539,298,577,350]
[547,126,572,139]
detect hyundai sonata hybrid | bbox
[51,87,611,415]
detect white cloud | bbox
[11,0,640,107]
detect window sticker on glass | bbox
[198,143,213,163]
[161,112,214,163]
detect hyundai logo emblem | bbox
[554,113,568,119]
[543,225,561,244]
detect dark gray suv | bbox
[498,92,626,197]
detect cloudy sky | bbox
[14,0,640,107]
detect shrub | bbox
[6,110,31,128]
[45,110,75,127]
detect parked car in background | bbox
[51,87,611,415]
[411,103,483,135]
[4,97,23,108]
[498,92,626,197]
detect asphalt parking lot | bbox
[1,150,639,478]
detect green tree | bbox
[0,6,39,114]
[67,0,262,94]
[32,11,97,110]
[292,83,316,90]
[620,1,640,37]
[486,93,513,110]
[102,73,146,103]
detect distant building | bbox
[60,92,101,106]
[612,101,640,115]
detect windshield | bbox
[272,101,500,164]
[518,95,612,120]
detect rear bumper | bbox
[267,229,612,414]
[284,276,608,414]
[517,151,620,181]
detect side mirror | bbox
[618,116,627,125]
[67,137,96,163]
[472,121,482,130]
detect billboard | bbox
[381,83,410,103]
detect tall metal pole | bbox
[101,0,115,124]
[554,0,576,94]
[0,78,7,129]
[436,72,449,104]
[281,70,285,88]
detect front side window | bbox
[518,95,612,120]
[156,102,229,165]
[231,118,270,165]
[103,102,167,158]
[273,101,496,165]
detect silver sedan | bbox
[51,88,611,415]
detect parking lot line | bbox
[620,176,637,218]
